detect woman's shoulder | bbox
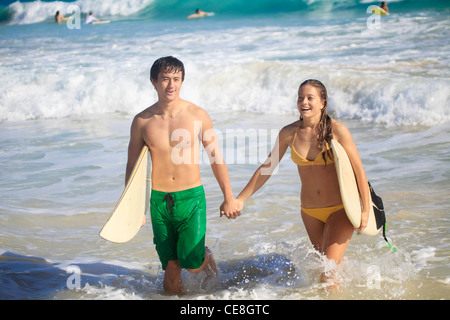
[274,120,300,146]
[282,119,301,132]
[331,119,352,142]
[280,120,300,137]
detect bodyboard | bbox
[372,7,388,15]
[99,146,151,243]
[331,139,380,236]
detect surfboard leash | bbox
[382,223,397,252]
[368,182,397,252]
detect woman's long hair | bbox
[299,79,333,163]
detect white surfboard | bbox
[331,139,380,236]
[188,12,215,19]
[99,146,151,243]
[92,20,110,24]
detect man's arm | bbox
[126,114,148,227]
[125,115,146,185]
[200,111,240,219]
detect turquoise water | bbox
[0,0,449,300]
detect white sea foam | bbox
[1,57,448,126]
[5,0,155,25]
[1,1,449,301]
[1,9,448,126]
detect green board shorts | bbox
[150,185,206,270]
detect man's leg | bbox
[186,247,218,276]
[164,260,182,295]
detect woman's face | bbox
[297,84,325,120]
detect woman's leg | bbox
[301,210,326,253]
[303,208,354,286]
[322,208,354,264]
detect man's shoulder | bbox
[183,100,202,111]
[134,104,158,120]
[184,100,210,119]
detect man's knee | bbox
[186,248,211,274]
[185,258,207,274]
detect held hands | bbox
[220,198,243,219]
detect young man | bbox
[126,56,240,294]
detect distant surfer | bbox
[380,2,389,14]
[187,8,212,19]
[54,11,68,23]
[373,2,389,15]
[126,56,240,294]
[84,12,99,24]
[231,80,371,281]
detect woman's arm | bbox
[236,126,291,204]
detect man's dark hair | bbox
[150,56,185,82]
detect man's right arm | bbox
[126,114,148,227]
[125,115,145,185]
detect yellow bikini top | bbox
[290,121,335,166]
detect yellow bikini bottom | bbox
[301,204,345,223]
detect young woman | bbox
[234,79,371,266]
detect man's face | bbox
[151,70,183,102]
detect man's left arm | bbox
[200,112,240,219]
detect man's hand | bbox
[220,198,242,219]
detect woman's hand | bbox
[355,209,369,232]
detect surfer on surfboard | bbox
[230,79,371,277]
[126,56,240,295]
[84,12,99,24]
[54,11,68,23]
[187,8,213,19]
[379,2,389,15]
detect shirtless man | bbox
[126,56,240,295]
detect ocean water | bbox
[0,0,449,301]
